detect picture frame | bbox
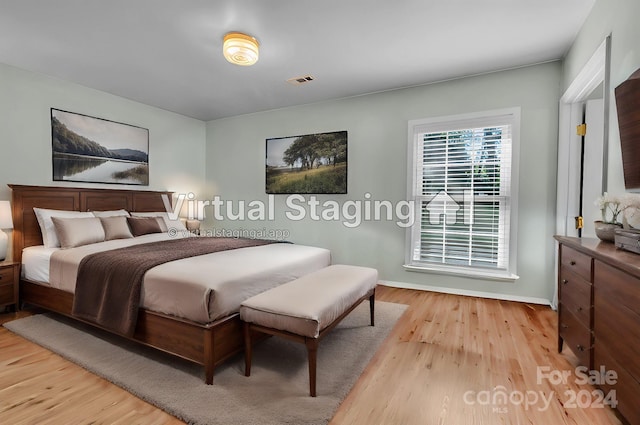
[266,130,347,194]
[51,108,149,186]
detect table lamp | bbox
[0,201,13,261]
[186,219,201,235]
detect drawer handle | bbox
[562,279,568,284]
[576,345,585,352]
[577,306,583,312]
[570,261,576,266]
[561,324,569,329]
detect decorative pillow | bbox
[130,211,187,232]
[51,217,106,249]
[33,208,94,248]
[91,209,130,218]
[126,216,163,237]
[100,216,134,240]
[129,215,168,232]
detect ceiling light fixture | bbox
[223,32,259,66]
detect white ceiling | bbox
[0,0,595,121]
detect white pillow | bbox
[130,212,187,232]
[91,209,130,218]
[51,217,106,249]
[33,208,94,248]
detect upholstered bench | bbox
[240,264,378,396]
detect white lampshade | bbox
[223,32,259,66]
[0,201,12,230]
[0,201,10,261]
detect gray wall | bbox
[0,62,207,198]
[563,0,640,193]
[206,62,561,303]
[0,62,207,259]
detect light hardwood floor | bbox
[0,286,623,425]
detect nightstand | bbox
[0,261,19,312]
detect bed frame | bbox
[9,184,244,384]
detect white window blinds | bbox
[406,109,519,280]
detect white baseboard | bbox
[380,280,552,306]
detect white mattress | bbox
[22,235,331,323]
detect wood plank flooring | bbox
[0,286,623,424]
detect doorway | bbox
[556,37,610,238]
[567,96,605,239]
[553,36,611,308]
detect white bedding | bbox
[22,245,58,283]
[22,235,331,323]
[22,233,172,282]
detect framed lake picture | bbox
[51,108,149,185]
[266,130,347,194]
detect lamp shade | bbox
[223,32,259,66]
[0,201,13,229]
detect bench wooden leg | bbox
[369,290,375,327]
[306,338,319,397]
[244,322,252,377]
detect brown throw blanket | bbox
[71,237,281,336]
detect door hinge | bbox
[575,216,584,230]
[577,123,587,137]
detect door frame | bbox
[553,36,611,309]
[556,36,611,237]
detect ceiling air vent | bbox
[286,74,315,85]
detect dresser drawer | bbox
[559,304,592,368]
[561,245,592,282]
[594,290,640,382]
[0,266,14,284]
[0,282,14,304]
[594,260,640,316]
[559,267,592,327]
[594,346,640,425]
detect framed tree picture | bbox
[51,108,149,185]
[266,130,347,194]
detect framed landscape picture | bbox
[51,108,149,185]
[266,130,347,194]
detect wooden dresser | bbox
[555,236,640,424]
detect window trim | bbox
[404,108,521,281]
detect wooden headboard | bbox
[9,184,173,263]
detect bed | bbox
[9,184,331,383]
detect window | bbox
[405,108,520,281]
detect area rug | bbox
[4,301,406,425]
